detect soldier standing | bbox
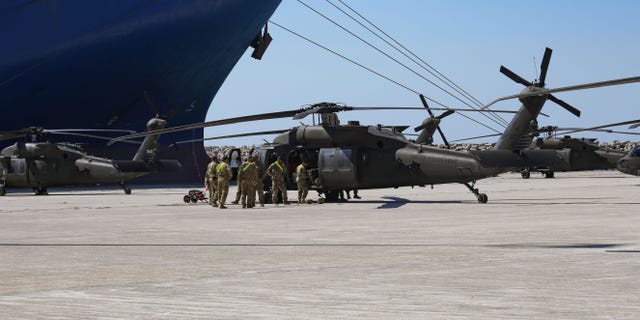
[238,155,259,208]
[267,156,288,205]
[204,154,218,206]
[296,160,310,203]
[215,152,233,209]
[0,157,8,196]
[231,157,247,205]
[254,156,266,207]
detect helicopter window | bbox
[320,149,335,171]
[10,159,26,174]
[629,146,640,157]
[337,149,352,172]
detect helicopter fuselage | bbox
[1,142,147,190]
[253,124,565,196]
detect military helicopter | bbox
[616,122,640,176]
[617,145,640,176]
[0,116,181,196]
[452,120,640,179]
[111,48,640,203]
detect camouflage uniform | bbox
[215,161,233,209]
[267,160,288,205]
[232,160,247,204]
[296,163,309,203]
[238,160,258,208]
[254,160,266,207]
[0,157,8,196]
[204,159,218,206]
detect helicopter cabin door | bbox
[317,148,358,189]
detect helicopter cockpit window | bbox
[629,146,640,157]
[337,149,352,172]
[320,149,335,172]
[10,159,26,174]
[319,148,354,172]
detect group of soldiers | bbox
[204,152,313,209]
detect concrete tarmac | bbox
[1,171,638,319]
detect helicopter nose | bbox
[617,158,628,172]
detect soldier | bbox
[204,154,218,206]
[215,151,233,209]
[254,156,266,207]
[0,157,8,196]
[267,155,288,205]
[238,155,258,208]
[231,157,247,205]
[296,160,310,203]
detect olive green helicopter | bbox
[0,115,181,196]
[111,48,640,203]
[452,120,640,179]
[617,144,640,177]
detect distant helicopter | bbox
[111,48,640,203]
[0,116,181,196]
[615,121,640,177]
[617,144,640,176]
[453,121,640,179]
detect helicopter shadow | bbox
[349,196,463,209]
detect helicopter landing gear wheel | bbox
[463,181,488,204]
[0,185,6,196]
[119,182,131,195]
[521,168,530,179]
[544,171,554,179]
[34,187,48,195]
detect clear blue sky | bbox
[206,0,640,146]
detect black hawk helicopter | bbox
[111,48,640,203]
[616,121,640,176]
[453,120,640,179]
[0,115,181,196]
[617,145,640,176]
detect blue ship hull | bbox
[0,0,282,183]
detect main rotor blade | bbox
[437,110,455,119]
[559,119,640,135]
[0,132,31,142]
[555,129,640,136]
[282,104,527,119]
[108,109,302,145]
[45,128,136,134]
[174,129,290,145]
[436,126,450,148]
[46,131,142,144]
[629,123,640,129]
[548,94,581,117]
[483,75,640,109]
[539,47,552,87]
[500,66,533,87]
[143,90,160,115]
[419,94,435,117]
[165,107,179,120]
[450,133,502,143]
[0,127,46,141]
[349,106,524,114]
